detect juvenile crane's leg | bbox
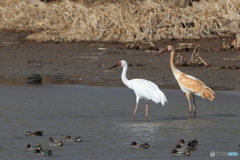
[185,93,192,117]
[131,96,140,121]
[145,99,149,121]
[192,95,197,117]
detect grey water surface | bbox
[0,84,239,160]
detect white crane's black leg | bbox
[192,95,197,117]
[145,99,149,121]
[186,93,192,117]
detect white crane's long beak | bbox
[108,62,121,70]
[156,48,168,56]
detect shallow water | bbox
[0,84,239,160]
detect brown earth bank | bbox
[0,31,239,90]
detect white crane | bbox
[108,60,167,120]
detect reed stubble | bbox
[0,0,239,42]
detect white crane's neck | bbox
[121,64,130,87]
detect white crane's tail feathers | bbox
[130,79,167,106]
[151,89,167,106]
[158,90,167,106]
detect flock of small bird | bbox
[25,130,83,156]
[25,131,199,156]
[130,139,199,157]
[170,139,198,156]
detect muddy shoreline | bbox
[0,31,239,90]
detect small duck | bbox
[65,136,83,142]
[175,144,190,152]
[26,144,42,151]
[130,141,150,149]
[178,139,197,151]
[186,142,197,151]
[34,148,52,156]
[49,137,63,146]
[171,144,190,156]
[25,131,43,136]
[171,149,190,156]
[178,139,198,147]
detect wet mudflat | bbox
[0,32,240,91]
[0,84,239,160]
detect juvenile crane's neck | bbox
[170,49,178,72]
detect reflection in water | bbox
[115,122,165,147]
[25,74,42,85]
[118,122,162,135]
[0,74,182,89]
[210,113,237,117]
[0,75,82,86]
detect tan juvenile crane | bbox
[156,45,215,117]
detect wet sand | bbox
[0,31,239,90]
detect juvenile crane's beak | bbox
[156,48,168,56]
[108,62,121,70]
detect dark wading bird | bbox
[108,60,167,121]
[156,45,215,117]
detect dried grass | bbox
[175,44,208,67]
[0,0,239,42]
[0,0,21,7]
[222,33,240,50]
